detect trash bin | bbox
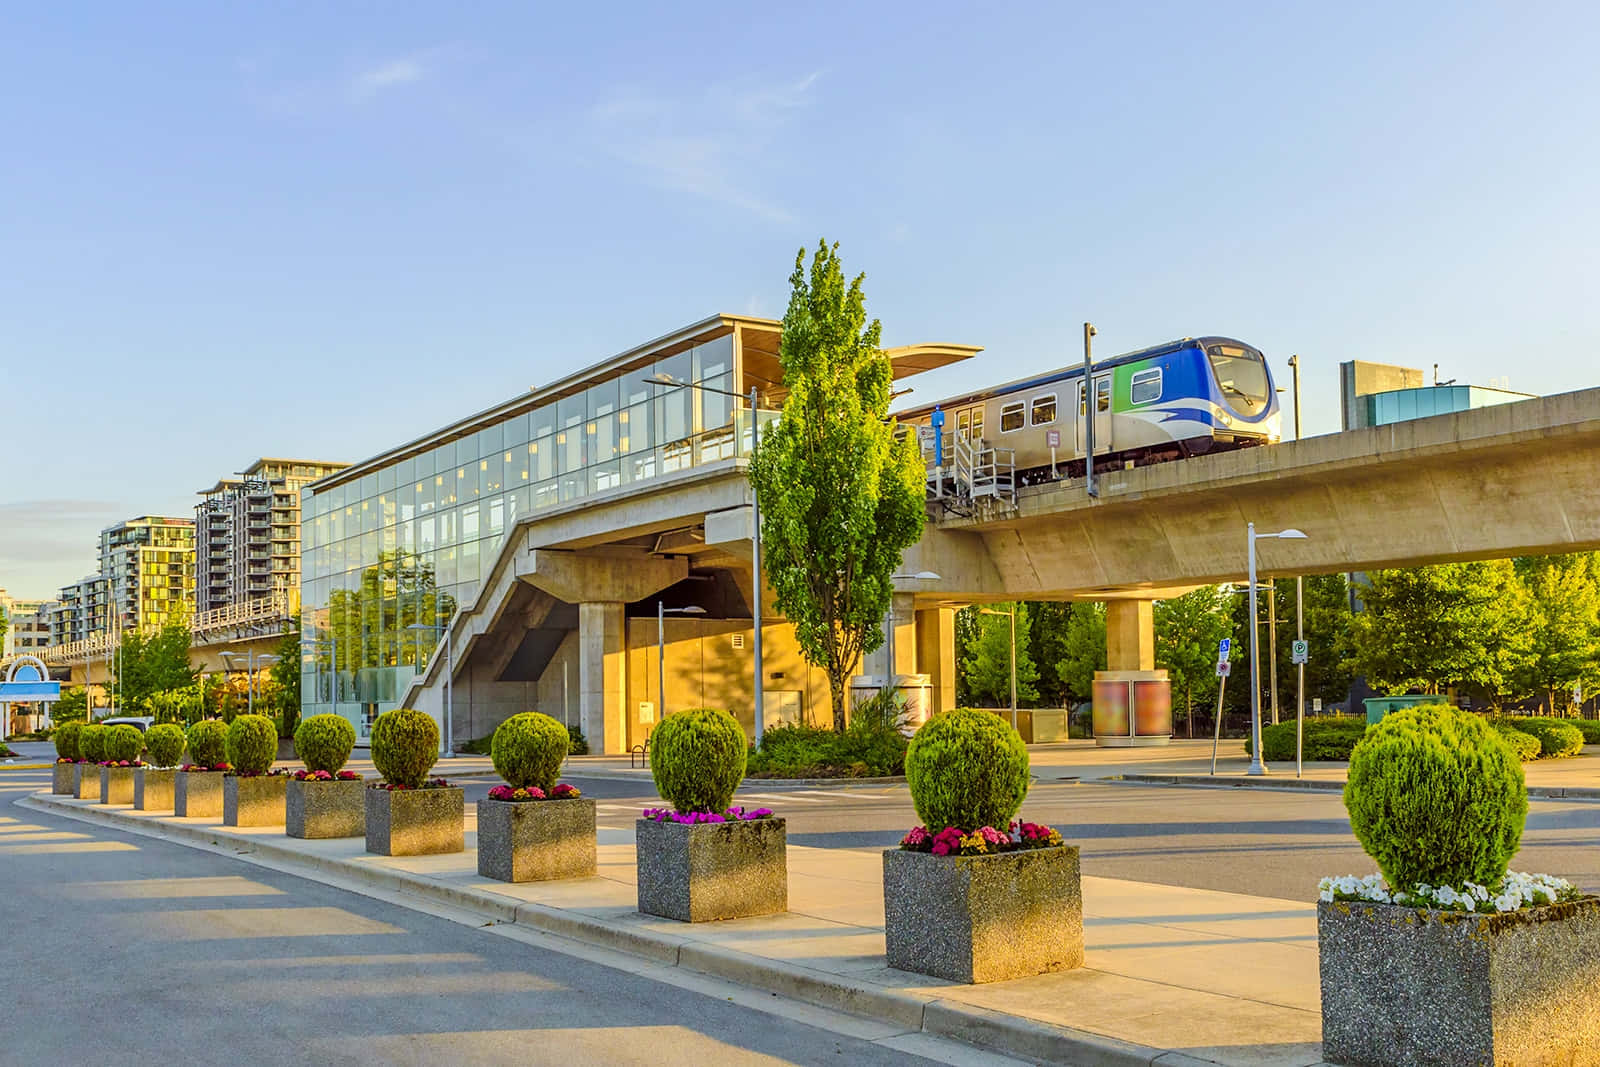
[1362,694,1438,725]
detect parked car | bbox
[99,716,155,733]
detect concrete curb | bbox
[1113,772,1600,802]
[20,791,1208,1066]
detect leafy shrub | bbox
[79,724,108,762]
[1344,704,1526,891]
[103,725,144,763]
[458,734,492,755]
[905,709,1030,833]
[650,708,746,814]
[294,714,356,773]
[568,723,589,756]
[54,721,84,761]
[1567,719,1600,745]
[1244,717,1368,761]
[747,722,839,777]
[370,708,439,788]
[1493,723,1542,762]
[491,712,569,792]
[1497,717,1585,759]
[186,719,229,767]
[226,714,279,776]
[145,724,187,768]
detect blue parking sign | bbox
[1218,638,1231,660]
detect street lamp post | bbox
[1246,524,1308,775]
[221,649,279,717]
[657,603,706,728]
[978,605,1019,732]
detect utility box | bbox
[891,674,933,734]
[1362,694,1437,725]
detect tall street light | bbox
[657,603,707,728]
[978,605,1019,732]
[1247,524,1308,775]
[405,621,455,759]
[221,649,280,717]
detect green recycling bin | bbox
[1362,694,1438,725]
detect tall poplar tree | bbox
[750,241,926,728]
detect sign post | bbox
[1046,428,1060,479]
[1210,638,1232,775]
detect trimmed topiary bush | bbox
[1245,717,1368,761]
[54,721,84,761]
[79,723,108,763]
[226,714,279,776]
[1567,718,1600,745]
[650,708,746,814]
[186,719,228,767]
[145,724,187,768]
[294,714,356,773]
[491,712,569,792]
[1498,717,1585,759]
[567,723,589,756]
[1492,723,1542,762]
[905,709,1030,833]
[370,708,439,788]
[103,724,144,763]
[1344,704,1526,891]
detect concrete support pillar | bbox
[875,592,917,679]
[1105,599,1156,671]
[578,601,628,756]
[916,606,958,717]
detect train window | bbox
[1131,369,1163,405]
[999,402,1025,433]
[1096,379,1111,413]
[1030,394,1056,426]
[1079,382,1087,416]
[1208,344,1270,415]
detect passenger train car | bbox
[896,336,1282,485]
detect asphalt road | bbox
[0,782,992,1067]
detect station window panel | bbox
[590,461,622,493]
[459,540,480,586]
[559,471,585,503]
[477,424,503,458]
[558,394,585,430]
[693,336,733,381]
[533,480,559,510]
[530,403,556,439]
[380,524,397,553]
[503,451,522,488]
[654,348,692,389]
[488,497,505,536]
[624,449,657,484]
[1130,369,1163,405]
[1030,394,1057,426]
[700,372,734,430]
[395,456,416,486]
[659,388,693,443]
[529,436,555,481]
[618,403,648,455]
[1000,402,1025,433]
[586,378,620,419]
[359,473,378,501]
[439,508,459,547]
[621,366,656,407]
[361,530,378,566]
[437,547,457,587]
[461,503,480,541]
[589,411,619,463]
[662,439,693,473]
[559,427,584,474]
[480,457,499,494]
[419,516,436,551]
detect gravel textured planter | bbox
[636,816,787,922]
[477,798,597,882]
[365,786,463,856]
[99,765,136,805]
[224,775,288,827]
[883,844,1084,983]
[286,777,366,839]
[1319,897,1600,1066]
[173,771,225,818]
[52,763,75,794]
[74,763,101,801]
[134,768,177,812]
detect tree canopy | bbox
[959,603,1040,708]
[114,620,199,712]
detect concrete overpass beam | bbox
[1105,599,1156,671]
[704,506,753,562]
[577,601,629,756]
[516,549,687,604]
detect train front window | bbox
[1207,345,1269,415]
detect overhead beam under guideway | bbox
[900,385,1600,600]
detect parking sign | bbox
[1291,640,1309,665]
[1218,638,1231,660]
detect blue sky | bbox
[4,2,1597,598]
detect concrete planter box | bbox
[74,762,101,801]
[99,765,137,805]
[173,770,225,818]
[286,777,365,839]
[883,844,1084,984]
[636,816,787,922]
[477,797,597,882]
[223,774,288,827]
[134,768,178,811]
[365,785,463,856]
[52,763,76,794]
[1319,897,1600,1066]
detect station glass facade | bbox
[298,326,764,737]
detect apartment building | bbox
[97,516,196,634]
[1,591,54,658]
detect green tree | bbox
[51,685,88,724]
[1263,574,1356,713]
[953,606,983,707]
[1508,553,1600,713]
[749,240,926,728]
[270,618,303,736]
[1056,603,1107,704]
[1155,586,1232,734]
[1027,602,1074,707]
[960,603,1040,708]
[114,619,199,712]
[149,685,204,725]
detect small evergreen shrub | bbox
[370,708,439,788]
[1492,723,1542,762]
[1498,717,1585,759]
[145,724,187,768]
[226,714,279,776]
[567,723,589,756]
[1344,704,1526,891]
[186,719,229,767]
[650,708,746,813]
[54,721,84,761]
[1567,718,1600,745]
[491,712,570,792]
[103,725,144,763]
[294,714,356,773]
[905,709,1030,833]
[79,724,108,762]
[1244,717,1368,761]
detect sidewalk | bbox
[25,790,1326,1066]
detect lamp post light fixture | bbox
[221,649,280,717]
[404,621,456,759]
[657,603,707,726]
[1246,524,1308,776]
[978,605,1019,732]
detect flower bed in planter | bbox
[636,806,786,922]
[365,780,463,856]
[98,761,141,805]
[173,766,229,818]
[286,771,365,839]
[223,772,289,827]
[134,767,178,811]
[53,760,79,795]
[478,784,594,883]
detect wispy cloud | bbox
[587,71,824,222]
[351,56,428,99]
[242,47,454,118]
[0,499,120,596]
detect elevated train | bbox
[896,336,1282,487]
